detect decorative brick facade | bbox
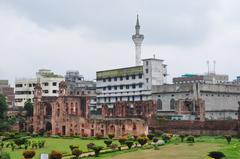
[33,81,148,138]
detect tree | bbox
[224,135,232,144]
[24,100,33,117]
[0,94,7,119]
[104,139,112,147]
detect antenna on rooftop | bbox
[213,60,216,74]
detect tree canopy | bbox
[24,100,33,117]
[0,94,8,119]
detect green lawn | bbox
[85,136,240,159]
[2,136,240,159]
[2,137,116,159]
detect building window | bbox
[108,97,111,102]
[103,79,106,82]
[108,86,111,90]
[145,69,149,74]
[104,97,106,102]
[120,77,123,81]
[43,90,49,94]
[126,76,129,80]
[114,86,117,90]
[52,82,57,86]
[146,61,148,66]
[15,84,23,88]
[52,90,57,93]
[132,84,136,89]
[44,82,49,86]
[108,78,111,82]
[139,74,142,79]
[120,85,123,90]
[29,84,32,87]
[103,87,106,91]
[157,99,162,110]
[132,75,136,79]
[146,78,149,83]
[126,85,129,89]
[139,83,143,88]
[114,77,117,81]
[170,99,175,110]
[115,97,118,102]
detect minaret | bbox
[132,15,144,66]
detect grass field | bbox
[85,136,240,159]
[2,137,117,159]
[2,136,240,159]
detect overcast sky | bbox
[0,0,240,85]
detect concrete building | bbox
[96,16,167,108]
[152,83,240,120]
[0,80,14,107]
[65,70,97,113]
[96,58,167,108]
[173,73,229,84]
[15,69,64,107]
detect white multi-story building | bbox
[15,69,64,107]
[96,16,167,108]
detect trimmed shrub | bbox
[161,133,171,143]
[208,151,226,159]
[81,133,88,138]
[137,136,148,147]
[108,133,115,139]
[49,150,63,159]
[72,148,82,158]
[224,135,232,144]
[104,139,112,147]
[14,137,28,148]
[110,144,118,150]
[86,143,95,149]
[153,137,159,143]
[118,136,127,145]
[186,136,195,143]
[125,140,134,149]
[95,132,103,139]
[89,145,103,157]
[0,152,10,159]
[38,128,45,137]
[22,150,36,159]
[69,145,79,152]
[147,133,155,140]
[179,134,186,142]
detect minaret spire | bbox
[135,14,140,35]
[132,15,144,66]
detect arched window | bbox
[157,99,162,110]
[170,99,175,110]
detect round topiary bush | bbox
[118,136,127,145]
[161,133,171,143]
[186,136,195,143]
[153,137,159,143]
[147,133,155,140]
[208,151,226,159]
[125,140,134,149]
[72,148,82,158]
[108,133,115,139]
[69,145,79,152]
[89,145,103,157]
[49,150,63,159]
[86,143,95,150]
[137,136,148,147]
[104,139,112,147]
[22,150,36,159]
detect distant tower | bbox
[132,15,144,66]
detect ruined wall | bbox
[149,117,240,136]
